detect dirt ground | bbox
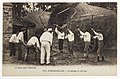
[3,39,117,66]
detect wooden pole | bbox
[57,7,70,15]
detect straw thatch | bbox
[48,3,117,40]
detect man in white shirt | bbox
[78,28,91,58]
[40,28,53,65]
[24,35,40,62]
[92,28,104,62]
[9,32,19,56]
[16,28,26,60]
[65,29,76,57]
[55,26,65,53]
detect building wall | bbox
[27,27,35,40]
[3,3,13,53]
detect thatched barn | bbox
[49,3,116,38]
[48,3,117,52]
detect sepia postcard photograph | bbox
[2,1,117,76]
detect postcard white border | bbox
[0,0,120,79]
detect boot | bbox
[86,55,89,58]
[10,53,12,56]
[101,56,105,61]
[60,50,63,53]
[97,56,100,62]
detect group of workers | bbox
[9,24,105,65]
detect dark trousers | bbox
[68,41,76,57]
[84,42,90,53]
[16,43,22,60]
[9,42,16,56]
[24,45,37,61]
[83,42,90,57]
[68,41,74,53]
[58,39,64,51]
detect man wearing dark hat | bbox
[40,28,53,65]
[92,28,105,62]
[16,28,27,60]
[78,28,91,59]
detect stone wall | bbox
[3,3,13,53]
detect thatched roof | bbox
[47,3,117,41]
[72,3,116,21]
[13,16,26,27]
[13,15,36,27]
[48,3,116,27]
[23,11,50,28]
